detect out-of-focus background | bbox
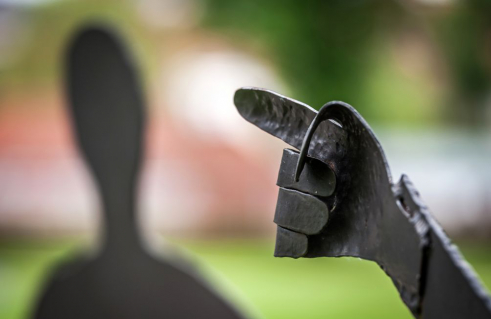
[1,0,491,318]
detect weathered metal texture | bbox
[277,149,336,197]
[274,188,329,235]
[33,26,244,319]
[234,87,491,318]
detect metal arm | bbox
[234,87,491,318]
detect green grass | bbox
[0,238,490,319]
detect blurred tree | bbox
[202,0,406,110]
[2,0,491,126]
[430,0,491,126]
[203,0,491,127]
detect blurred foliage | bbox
[202,0,404,109]
[0,0,155,99]
[0,238,490,319]
[202,0,491,126]
[2,0,491,125]
[431,1,491,125]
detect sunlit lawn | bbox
[0,238,490,319]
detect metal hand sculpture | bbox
[33,26,244,319]
[234,87,491,319]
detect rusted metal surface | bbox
[234,87,491,318]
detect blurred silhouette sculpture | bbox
[33,25,244,319]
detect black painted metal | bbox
[234,87,491,318]
[33,26,244,319]
[274,188,329,236]
[278,149,336,197]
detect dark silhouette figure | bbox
[33,25,244,319]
